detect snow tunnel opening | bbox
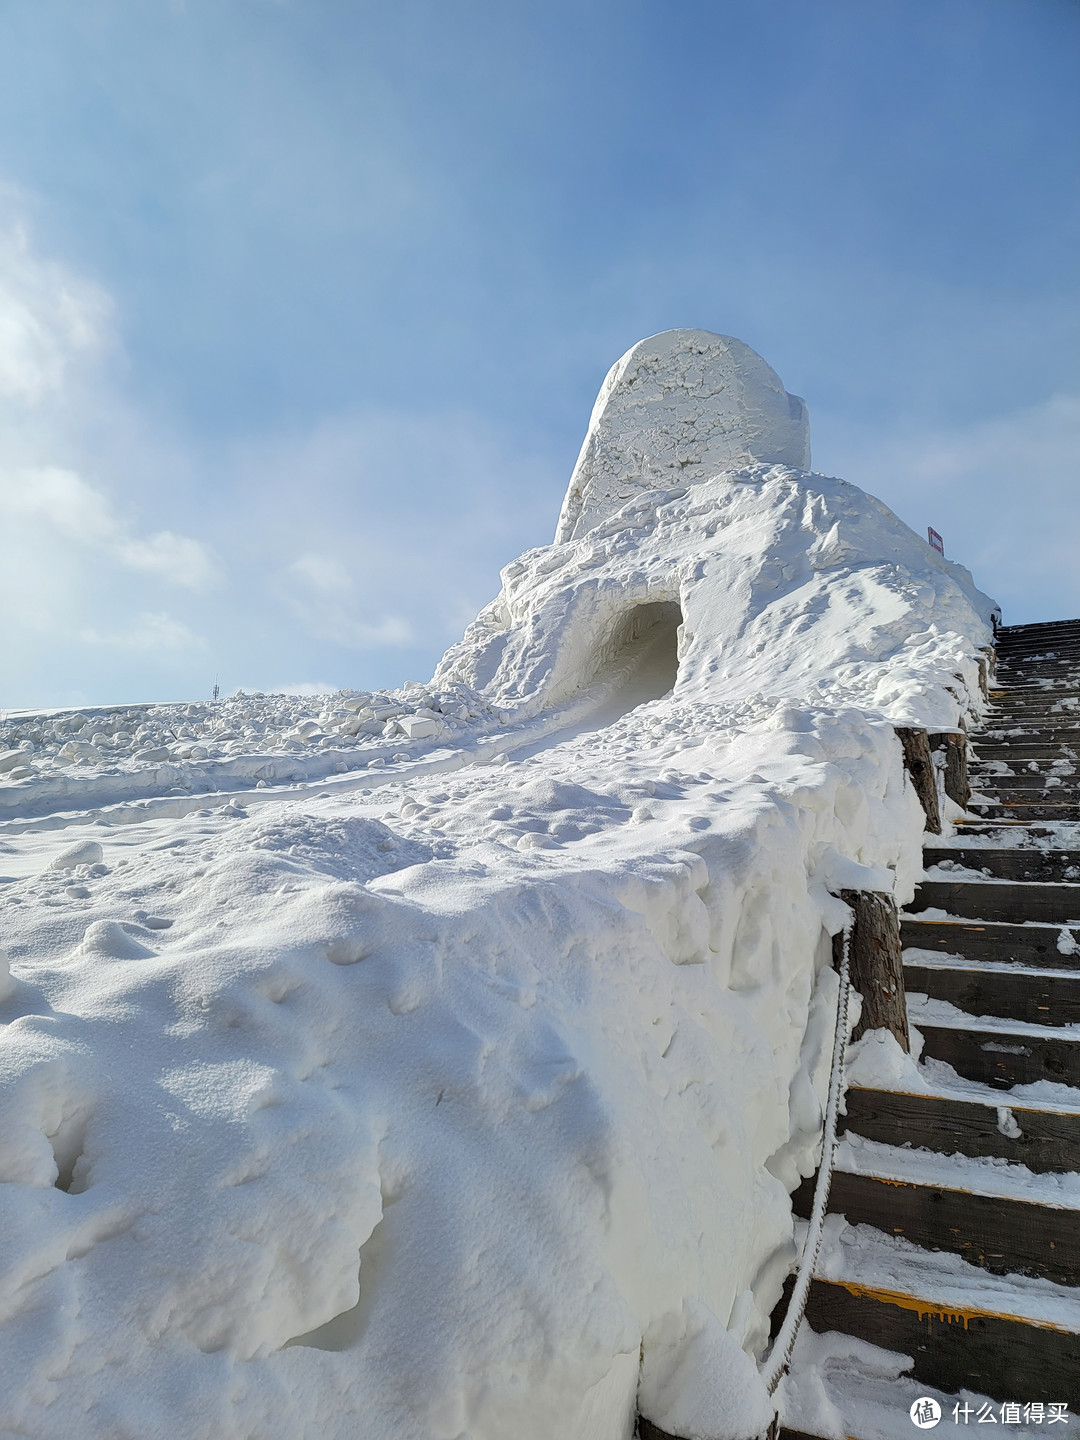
[586,600,682,705]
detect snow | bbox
[0,330,1000,1438]
[554,331,811,544]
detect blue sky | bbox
[1,0,1077,707]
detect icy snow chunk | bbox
[0,749,27,774]
[996,1106,1023,1140]
[555,328,810,542]
[73,920,155,960]
[0,946,15,1003]
[398,715,440,740]
[48,839,104,871]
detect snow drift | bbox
[0,330,996,1439]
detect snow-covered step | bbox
[992,690,1080,705]
[904,956,1080,1027]
[842,1086,1080,1172]
[979,731,1080,747]
[968,799,1080,821]
[974,737,1080,752]
[799,1235,1080,1404]
[916,1018,1080,1089]
[990,692,1080,709]
[796,1170,1080,1284]
[970,769,1080,790]
[952,822,1080,845]
[900,917,1080,967]
[994,680,1080,696]
[973,783,1080,805]
[909,879,1080,924]
[923,847,1080,882]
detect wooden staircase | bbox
[786,619,1080,1420]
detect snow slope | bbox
[0,331,997,1439]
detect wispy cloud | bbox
[0,466,218,590]
[280,552,415,649]
[0,207,224,702]
[79,612,205,652]
[818,392,1080,623]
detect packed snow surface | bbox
[0,331,998,1438]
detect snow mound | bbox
[440,478,994,735]
[0,332,1001,1440]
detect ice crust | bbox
[0,331,1000,1438]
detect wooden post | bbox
[833,890,909,1052]
[930,731,970,809]
[895,726,941,834]
[639,1415,775,1440]
[977,655,989,699]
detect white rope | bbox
[760,911,853,1398]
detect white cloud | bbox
[116,530,218,590]
[0,219,109,405]
[0,202,560,704]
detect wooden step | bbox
[988,690,1080,701]
[995,672,1080,686]
[993,706,1080,719]
[842,1086,1080,1172]
[794,1169,1080,1284]
[973,744,1080,760]
[801,1278,1080,1405]
[923,848,1080,882]
[917,1022,1080,1089]
[995,689,1080,701]
[970,770,1079,789]
[998,617,1080,635]
[904,959,1080,1026]
[910,879,1080,925]
[901,916,1080,967]
[953,822,1080,841]
[971,777,1080,795]
[996,633,1080,650]
[972,791,1080,811]
[968,801,1080,821]
[980,730,1080,745]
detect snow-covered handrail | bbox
[760,911,853,1398]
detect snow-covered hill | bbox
[0,331,995,1439]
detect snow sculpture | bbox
[555,329,810,543]
[436,327,994,730]
[0,330,1001,1440]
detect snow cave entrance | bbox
[588,600,682,711]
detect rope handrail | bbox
[760,911,853,1400]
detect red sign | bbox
[927,527,944,555]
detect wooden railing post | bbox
[930,730,970,809]
[833,890,909,1052]
[979,644,996,694]
[894,726,941,834]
